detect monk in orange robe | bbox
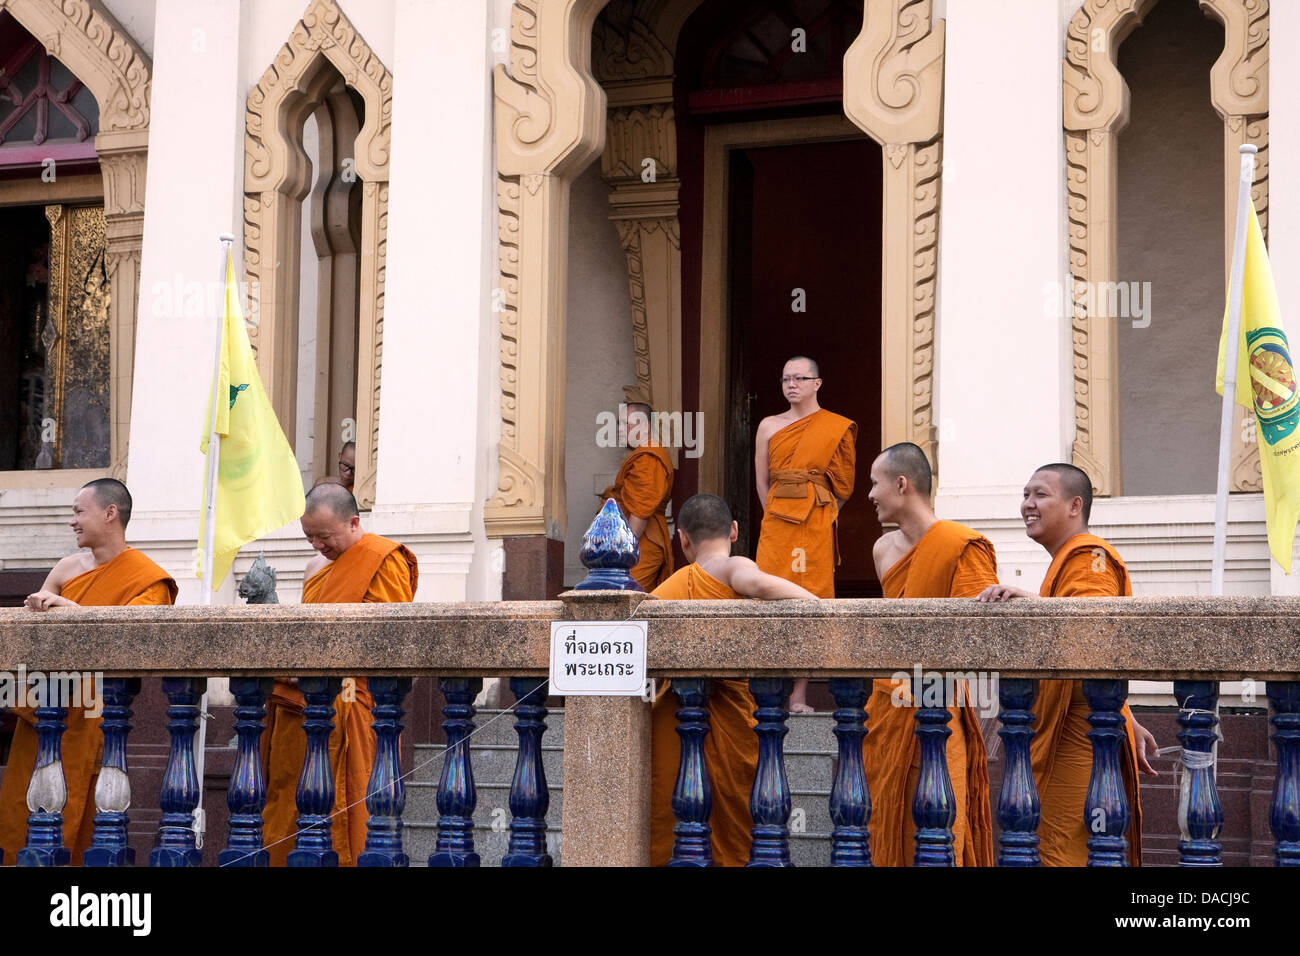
[863,443,994,866]
[754,356,856,712]
[978,463,1157,866]
[601,401,674,590]
[649,493,817,866]
[0,479,176,865]
[261,482,418,866]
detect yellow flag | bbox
[197,251,305,589]
[1216,202,1300,572]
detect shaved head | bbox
[677,493,732,541]
[879,442,932,498]
[341,440,355,454]
[305,481,360,521]
[1034,463,1093,523]
[785,356,819,377]
[81,478,132,529]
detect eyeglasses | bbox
[338,461,355,474]
[780,375,819,384]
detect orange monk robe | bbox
[1033,533,1143,867]
[755,409,856,598]
[601,443,675,590]
[261,533,417,867]
[864,520,995,867]
[0,548,176,865]
[649,564,757,866]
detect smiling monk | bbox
[977,463,1157,866]
[864,443,993,867]
[0,479,176,865]
[261,482,417,866]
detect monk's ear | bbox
[729,521,738,543]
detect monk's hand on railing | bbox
[974,584,1034,602]
[1131,717,1159,776]
[24,590,77,611]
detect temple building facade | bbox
[0,0,1291,623]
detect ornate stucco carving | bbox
[243,0,392,509]
[488,0,609,538]
[0,0,151,480]
[1064,0,1269,495]
[842,0,946,469]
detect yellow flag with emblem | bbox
[197,251,305,589]
[1216,201,1300,573]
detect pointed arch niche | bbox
[0,0,150,481]
[489,0,945,540]
[243,0,391,508]
[1064,0,1268,496]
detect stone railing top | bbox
[0,593,1297,680]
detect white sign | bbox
[549,621,648,696]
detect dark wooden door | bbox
[725,138,884,597]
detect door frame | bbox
[698,113,867,495]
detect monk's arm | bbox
[828,425,857,509]
[950,539,999,598]
[25,557,81,610]
[1050,551,1124,597]
[364,550,416,602]
[126,581,175,606]
[754,421,772,508]
[620,457,667,539]
[727,558,818,600]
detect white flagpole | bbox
[193,232,235,846]
[1211,144,1258,596]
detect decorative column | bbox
[501,677,553,867]
[668,678,712,866]
[429,677,482,867]
[828,678,872,867]
[358,677,412,867]
[287,677,342,868]
[1267,681,1300,866]
[84,677,141,867]
[747,678,793,867]
[911,675,956,867]
[19,676,70,867]
[149,677,206,867]
[996,678,1041,867]
[219,677,272,867]
[1173,681,1224,866]
[1082,679,1132,867]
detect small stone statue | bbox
[238,553,279,604]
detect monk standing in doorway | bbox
[754,356,856,712]
[601,401,674,590]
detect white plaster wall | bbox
[935,0,1070,506]
[294,112,321,487]
[101,0,156,58]
[562,164,637,588]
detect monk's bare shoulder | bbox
[47,553,95,593]
[303,553,330,581]
[872,530,906,580]
[755,413,793,444]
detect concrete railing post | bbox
[558,590,653,866]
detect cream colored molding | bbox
[488,0,609,538]
[842,0,946,472]
[243,0,392,510]
[0,0,151,481]
[1063,0,1268,496]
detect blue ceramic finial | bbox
[575,498,643,591]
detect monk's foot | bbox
[789,701,815,713]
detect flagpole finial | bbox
[1239,144,1258,155]
[218,233,235,245]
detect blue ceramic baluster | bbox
[1173,681,1223,866]
[358,677,411,867]
[429,677,482,866]
[1083,679,1132,866]
[149,677,206,867]
[747,677,793,866]
[996,678,1041,866]
[912,673,956,866]
[85,677,141,867]
[287,677,342,867]
[19,675,70,867]
[669,678,713,866]
[219,677,272,867]
[574,498,642,590]
[1267,681,1300,866]
[502,677,553,867]
[828,678,871,866]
